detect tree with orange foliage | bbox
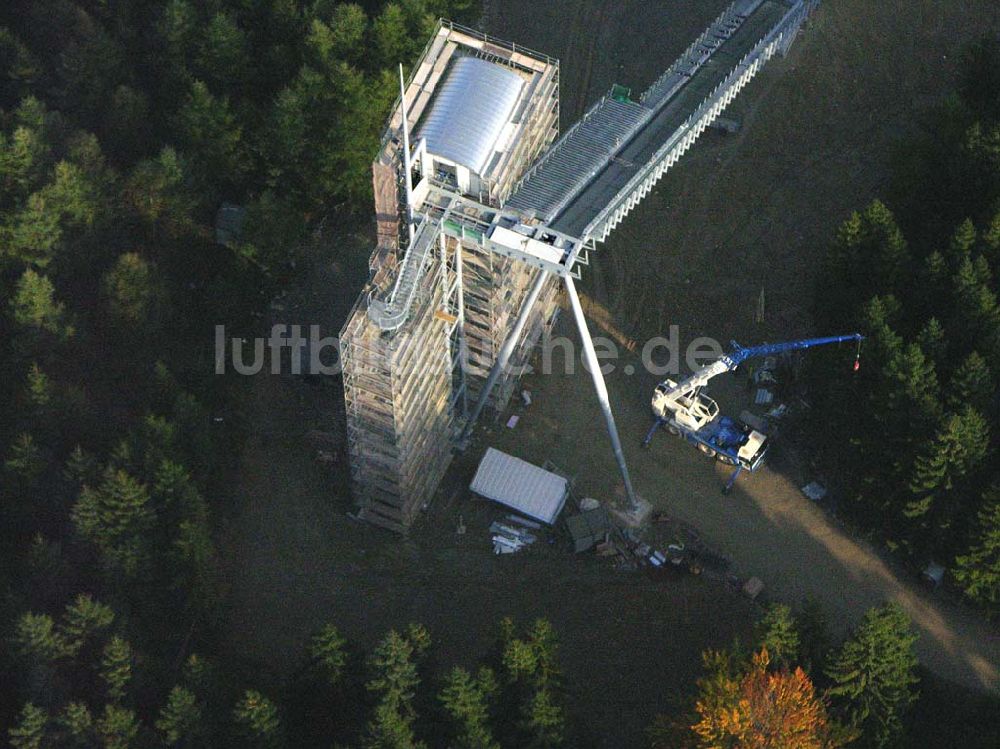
[683,648,849,749]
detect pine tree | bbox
[753,603,800,670]
[101,636,133,702]
[947,351,995,412]
[525,619,560,689]
[952,255,999,355]
[59,702,94,745]
[123,147,195,227]
[946,218,977,267]
[13,611,68,663]
[59,593,115,657]
[885,343,940,423]
[501,637,537,682]
[520,688,564,749]
[9,703,48,749]
[324,3,368,64]
[5,432,44,481]
[953,483,1000,617]
[310,624,347,686]
[365,700,425,749]
[102,252,164,331]
[826,603,919,748]
[915,318,947,369]
[10,268,67,334]
[439,667,499,749]
[95,704,140,749]
[367,630,420,711]
[71,467,155,577]
[25,362,51,408]
[984,210,1000,267]
[373,3,412,69]
[500,620,566,748]
[156,685,203,746]
[64,446,99,488]
[197,12,250,92]
[406,622,432,659]
[234,690,284,749]
[0,118,50,203]
[174,80,248,189]
[906,405,989,521]
[365,629,425,749]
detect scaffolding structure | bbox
[340,23,560,532]
[341,1,819,532]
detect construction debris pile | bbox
[491,515,542,554]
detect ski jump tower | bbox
[341,0,820,532]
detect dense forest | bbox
[0,0,473,745]
[2,0,999,746]
[807,38,1000,619]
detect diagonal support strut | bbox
[563,275,639,514]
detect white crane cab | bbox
[650,379,769,472]
[652,379,718,431]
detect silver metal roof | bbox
[417,56,523,175]
[469,448,568,525]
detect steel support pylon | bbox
[562,275,640,514]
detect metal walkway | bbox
[369,0,818,330]
[507,0,814,240]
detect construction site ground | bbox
[218,1,1000,746]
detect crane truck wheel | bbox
[697,444,716,458]
[718,455,738,466]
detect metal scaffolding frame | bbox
[341,0,820,531]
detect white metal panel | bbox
[470,448,568,524]
[417,56,524,176]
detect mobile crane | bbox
[642,334,863,492]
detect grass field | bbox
[218,1,1000,745]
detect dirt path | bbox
[481,347,1000,692]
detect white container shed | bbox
[470,448,568,525]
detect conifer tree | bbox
[9,703,48,749]
[906,405,989,521]
[156,685,203,746]
[59,593,115,657]
[4,432,44,481]
[309,624,347,686]
[439,667,499,749]
[826,604,919,748]
[953,483,1000,617]
[71,467,154,576]
[753,603,801,670]
[915,318,947,369]
[234,690,284,749]
[520,688,564,749]
[101,636,133,702]
[59,702,94,745]
[946,217,977,267]
[25,362,51,408]
[13,611,68,663]
[96,704,140,749]
[947,351,995,412]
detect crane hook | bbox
[853,338,863,372]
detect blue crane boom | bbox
[654,333,864,407]
[724,334,865,368]
[646,332,863,492]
